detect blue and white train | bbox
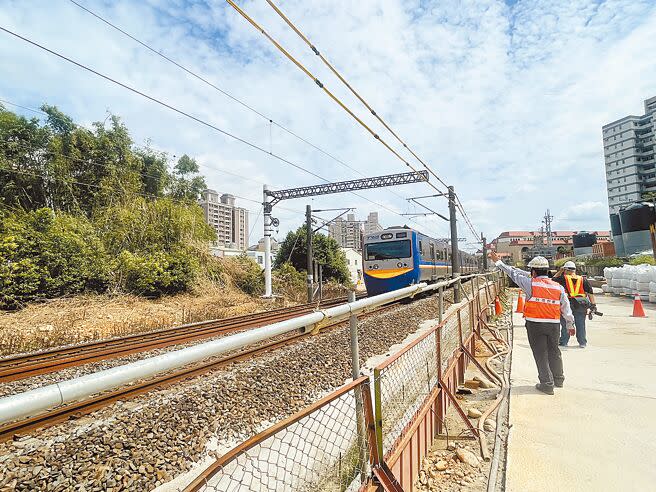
[362,227,479,296]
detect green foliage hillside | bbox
[0,103,218,309]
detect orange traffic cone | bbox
[632,293,647,318]
[515,292,525,313]
[495,296,503,315]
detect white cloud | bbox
[1,0,655,244]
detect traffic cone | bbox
[495,296,503,315]
[515,292,525,313]
[632,293,647,318]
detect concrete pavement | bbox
[505,293,656,492]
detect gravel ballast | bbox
[0,295,452,492]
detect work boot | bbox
[535,383,554,395]
[554,379,564,388]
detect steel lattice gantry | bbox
[264,170,429,209]
[261,170,430,297]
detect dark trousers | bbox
[525,320,564,387]
[560,308,587,346]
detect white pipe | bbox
[0,282,437,424]
[0,274,495,425]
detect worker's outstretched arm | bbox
[489,252,532,299]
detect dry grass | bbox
[0,283,290,357]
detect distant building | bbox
[247,237,279,269]
[363,212,383,235]
[490,230,611,264]
[329,212,383,251]
[246,250,275,269]
[252,237,280,254]
[341,247,363,286]
[200,190,249,250]
[329,213,363,250]
[603,96,656,215]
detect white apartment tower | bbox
[364,211,383,235]
[328,212,384,250]
[329,213,363,250]
[200,190,249,249]
[602,96,656,214]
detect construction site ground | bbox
[506,292,656,491]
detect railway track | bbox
[0,297,401,442]
[0,296,362,384]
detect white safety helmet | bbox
[563,261,576,270]
[527,256,550,269]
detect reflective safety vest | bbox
[564,274,586,298]
[523,277,562,323]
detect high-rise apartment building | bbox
[329,213,363,250]
[364,212,383,235]
[602,96,656,214]
[328,212,384,250]
[200,190,249,250]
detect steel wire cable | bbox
[0,88,433,233]
[261,0,481,239]
[225,0,477,240]
[264,0,451,191]
[224,0,434,187]
[0,165,283,217]
[67,0,410,204]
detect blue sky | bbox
[1,0,656,248]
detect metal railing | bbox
[185,273,503,492]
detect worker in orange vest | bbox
[490,252,575,395]
[552,261,596,348]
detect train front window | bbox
[365,240,411,260]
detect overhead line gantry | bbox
[262,171,429,297]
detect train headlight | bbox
[397,262,402,268]
[373,264,379,269]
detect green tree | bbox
[168,154,207,202]
[275,226,350,284]
[0,208,109,309]
[0,105,52,210]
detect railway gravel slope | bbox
[0,296,452,492]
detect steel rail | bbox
[0,302,399,442]
[0,297,357,383]
[0,274,491,429]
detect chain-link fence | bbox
[186,378,372,492]
[373,329,438,456]
[186,275,503,492]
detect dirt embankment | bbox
[0,285,287,357]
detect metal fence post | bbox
[438,286,444,324]
[373,368,384,459]
[348,291,366,480]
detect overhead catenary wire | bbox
[0,93,437,234]
[66,0,409,203]
[264,0,451,191]
[224,0,438,190]
[225,0,477,239]
[260,0,480,238]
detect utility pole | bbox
[263,185,273,297]
[543,209,554,247]
[306,204,313,303]
[448,186,461,302]
[481,232,488,270]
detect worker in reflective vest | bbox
[552,261,596,348]
[490,251,575,395]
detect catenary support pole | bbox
[449,186,461,302]
[306,204,313,303]
[481,232,488,271]
[263,185,272,297]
